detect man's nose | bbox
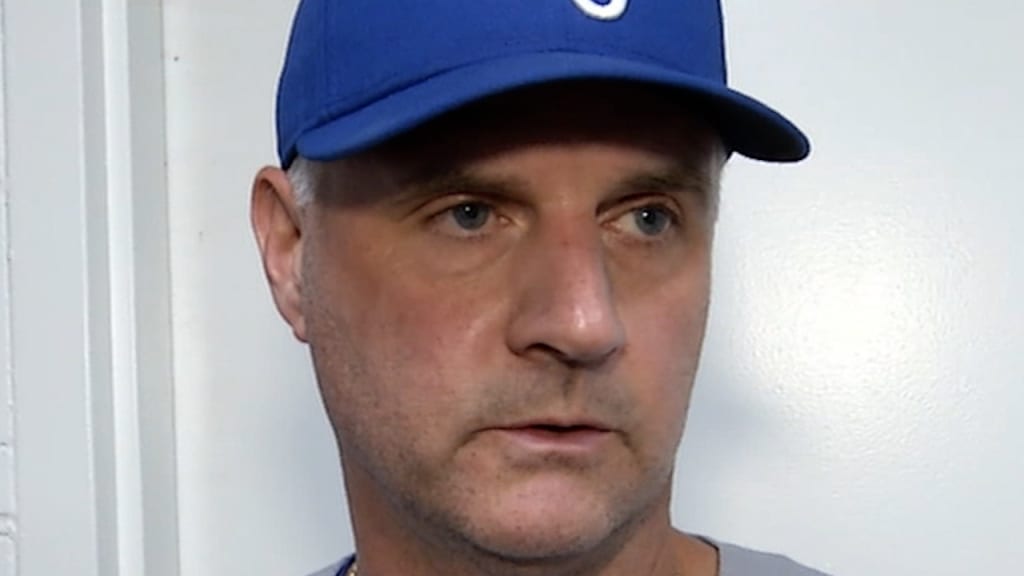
[505,220,626,368]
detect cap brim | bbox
[296,51,810,165]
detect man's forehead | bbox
[306,83,722,213]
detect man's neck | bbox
[351,515,717,576]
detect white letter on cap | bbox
[572,0,628,21]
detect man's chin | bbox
[465,519,615,563]
[399,463,671,564]
[447,495,627,564]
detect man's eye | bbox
[631,205,675,236]
[449,202,492,231]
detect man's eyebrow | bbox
[400,168,528,202]
[608,164,716,208]
[389,160,716,210]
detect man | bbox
[251,0,829,575]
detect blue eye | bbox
[633,206,673,236]
[450,202,492,231]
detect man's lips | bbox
[496,415,613,431]
[489,420,614,452]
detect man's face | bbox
[271,84,721,562]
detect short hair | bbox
[287,156,320,207]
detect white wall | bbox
[161,2,1024,574]
[675,3,1024,573]
[161,3,349,574]
[3,0,1021,575]
[164,1,1024,575]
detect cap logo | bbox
[571,0,628,21]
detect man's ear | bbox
[251,166,308,342]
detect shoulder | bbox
[712,539,831,576]
[305,556,351,576]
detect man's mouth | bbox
[492,421,613,453]
[515,423,604,435]
[530,423,596,432]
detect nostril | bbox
[521,341,621,370]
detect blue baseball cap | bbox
[276,0,810,168]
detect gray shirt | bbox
[714,540,830,575]
[307,540,831,575]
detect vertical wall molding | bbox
[2,0,179,574]
[6,0,105,572]
[122,2,181,574]
[0,0,17,573]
